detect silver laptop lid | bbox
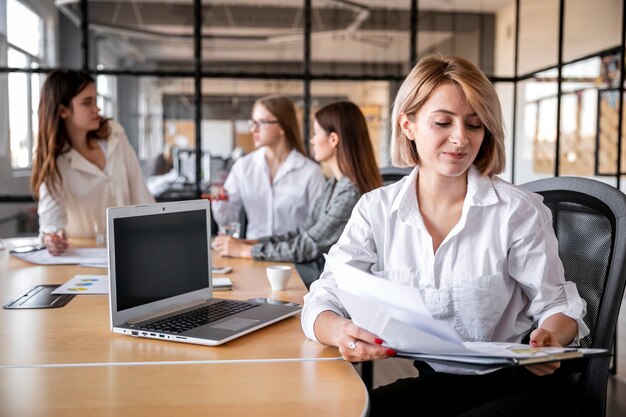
[107,199,213,328]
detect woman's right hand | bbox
[204,185,228,202]
[316,311,396,362]
[43,230,69,256]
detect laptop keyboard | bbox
[139,300,258,334]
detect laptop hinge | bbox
[126,299,208,325]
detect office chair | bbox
[379,166,413,185]
[239,207,248,239]
[295,257,325,290]
[522,176,626,417]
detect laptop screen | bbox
[113,209,209,312]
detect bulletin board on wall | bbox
[531,90,600,177]
[359,105,382,167]
[596,90,626,176]
[164,120,195,149]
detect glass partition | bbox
[83,0,194,72]
[494,82,515,182]
[518,0,559,76]
[310,0,409,78]
[201,0,303,76]
[563,0,622,62]
[514,72,558,184]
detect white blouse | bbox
[302,165,589,348]
[212,147,325,239]
[37,121,155,238]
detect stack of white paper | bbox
[12,248,108,268]
[325,256,604,373]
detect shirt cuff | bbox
[537,306,590,346]
[301,303,346,342]
[250,243,265,260]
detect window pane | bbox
[494,82,515,182]
[7,0,42,58]
[97,75,116,118]
[564,0,622,62]
[417,3,500,77]
[514,75,558,183]
[31,73,42,156]
[494,0,516,78]
[310,0,409,78]
[201,1,304,76]
[518,0,559,76]
[8,72,30,168]
[81,0,194,72]
[558,58,601,177]
[7,47,28,68]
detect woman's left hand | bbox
[525,328,562,376]
[212,235,252,258]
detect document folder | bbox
[324,256,608,373]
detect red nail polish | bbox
[375,338,383,345]
[386,349,397,357]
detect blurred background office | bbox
[1,0,624,237]
[0,0,625,412]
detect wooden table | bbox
[0,243,368,416]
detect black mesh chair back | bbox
[239,207,248,239]
[380,166,413,185]
[522,176,626,417]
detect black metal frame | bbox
[0,0,624,197]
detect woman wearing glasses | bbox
[212,101,382,281]
[211,95,325,239]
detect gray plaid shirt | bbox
[250,176,361,263]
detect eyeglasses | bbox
[248,119,279,130]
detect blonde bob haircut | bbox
[390,55,505,175]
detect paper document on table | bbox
[52,274,109,294]
[324,256,607,371]
[12,248,108,268]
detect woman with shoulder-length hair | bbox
[211,94,325,239]
[213,100,382,270]
[31,69,154,255]
[302,55,587,417]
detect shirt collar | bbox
[253,147,307,181]
[391,164,499,223]
[60,133,118,177]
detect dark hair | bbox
[255,95,306,155]
[314,101,382,193]
[31,69,110,200]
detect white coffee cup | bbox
[266,265,292,291]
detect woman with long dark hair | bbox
[31,69,154,255]
[212,101,382,265]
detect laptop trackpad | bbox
[211,317,259,331]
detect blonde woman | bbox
[301,56,587,416]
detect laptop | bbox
[106,199,301,346]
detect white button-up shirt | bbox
[302,165,589,349]
[212,147,325,239]
[37,121,155,238]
